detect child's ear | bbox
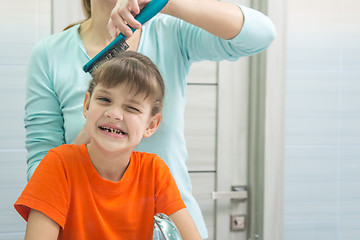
[83,92,91,119]
[144,113,162,138]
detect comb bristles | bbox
[88,40,129,75]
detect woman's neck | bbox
[79,2,141,58]
[83,1,114,39]
[79,17,112,58]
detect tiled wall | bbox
[284,0,360,239]
[0,1,51,238]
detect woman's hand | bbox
[107,0,151,39]
[73,126,91,145]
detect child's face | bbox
[83,83,161,154]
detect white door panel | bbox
[186,61,218,239]
[185,55,249,240]
[190,172,216,240]
[185,84,217,172]
[187,61,217,84]
[216,59,249,240]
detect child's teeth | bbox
[101,126,123,135]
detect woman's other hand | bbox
[73,126,91,145]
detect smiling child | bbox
[15,51,201,240]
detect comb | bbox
[83,0,169,74]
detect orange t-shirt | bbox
[15,144,186,239]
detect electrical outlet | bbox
[231,215,246,231]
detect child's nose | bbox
[105,107,123,121]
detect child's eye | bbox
[98,97,111,103]
[126,106,141,113]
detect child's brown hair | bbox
[88,51,165,116]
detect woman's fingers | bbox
[107,18,120,40]
[108,0,150,39]
[128,0,140,14]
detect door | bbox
[186,0,287,239]
[186,57,250,240]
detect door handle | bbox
[211,186,247,200]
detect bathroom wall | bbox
[0,0,51,238]
[284,0,360,239]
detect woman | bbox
[24,0,276,238]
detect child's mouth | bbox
[99,126,126,135]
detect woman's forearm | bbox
[162,0,244,39]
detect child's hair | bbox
[88,51,165,116]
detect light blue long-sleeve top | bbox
[24,5,275,239]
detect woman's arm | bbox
[162,0,244,40]
[25,209,60,240]
[25,40,65,180]
[108,0,243,40]
[169,209,202,240]
[108,0,275,59]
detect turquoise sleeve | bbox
[174,5,276,63]
[25,40,65,181]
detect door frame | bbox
[247,0,287,239]
[215,0,287,239]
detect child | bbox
[15,51,201,240]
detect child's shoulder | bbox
[132,151,159,160]
[131,151,169,169]
[49,144,85,158]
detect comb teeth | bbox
[88,40,129,75]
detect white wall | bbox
[0,0,51,239]
[284,0,360,239]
